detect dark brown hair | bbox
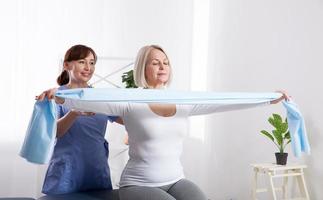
[57,44,97,86]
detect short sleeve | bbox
[107,116,118,122]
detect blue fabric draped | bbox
[282,101,310,157]
[20,88,310,164]
[20,98,57,164]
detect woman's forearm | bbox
[56,111,79,138]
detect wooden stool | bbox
[251,163,310,200]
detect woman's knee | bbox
[167,179,208,200]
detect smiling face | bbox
[145,49,170,88]
[64,52,95,86]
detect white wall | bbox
[1,0,322,199]
[201,0,323,199]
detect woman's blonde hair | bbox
[134,45,172,88]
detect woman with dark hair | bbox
[40,45,121,195]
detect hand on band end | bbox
[35,88,65,104]
[270,90,291,104]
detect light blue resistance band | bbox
[20,98,57,164]
[20,88,310,164]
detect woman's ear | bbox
[63,61,71,70]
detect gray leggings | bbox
[119,179,208,200]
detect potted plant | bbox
[260,113,291,165]
[122,70,137,88]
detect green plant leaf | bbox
[274,113,287,133]
[281,122,288,133]
[284,131,291,140]
[272,129,283,146]
[268,117,276,128]
[273,113,282,122]
[260,130,275,142]
[122,70,138,88]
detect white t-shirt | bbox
[63,99,268,187]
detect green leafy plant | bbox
[260,113,291,153]
[122,70,137,88]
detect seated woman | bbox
[38,45,289,200]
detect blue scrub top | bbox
[42,85,117,194]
